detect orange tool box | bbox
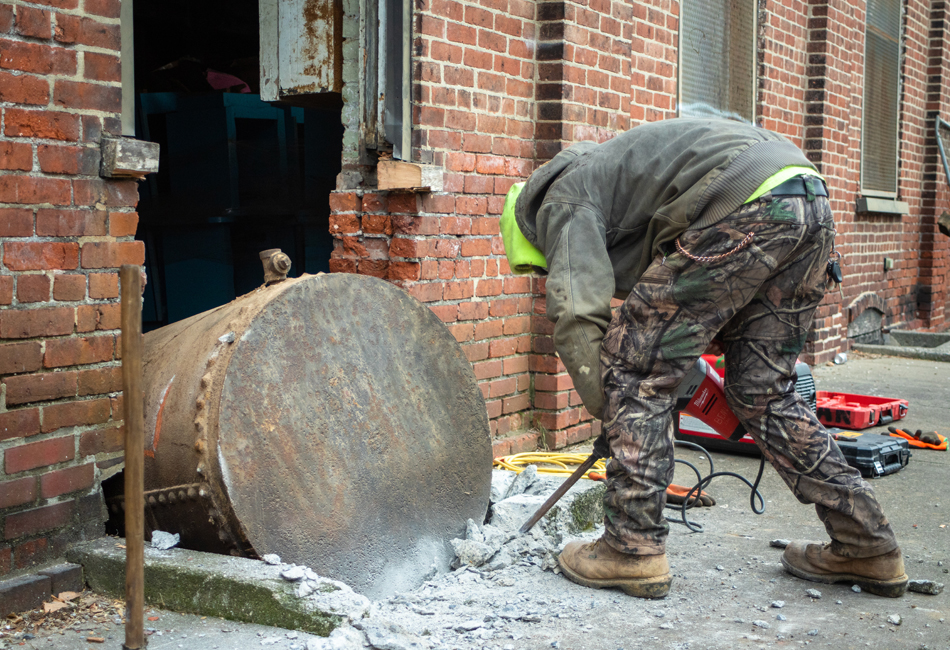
[815,391,909,430]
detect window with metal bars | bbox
[861,0,901,196]
[678,0,756,122]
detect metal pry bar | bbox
[518,435,610,535]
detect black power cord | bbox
[664,439,767,532]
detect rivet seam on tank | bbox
[135,484,203,508]
[128,483,207,512]
[191,323,241,551]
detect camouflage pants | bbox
[600,193,898,558]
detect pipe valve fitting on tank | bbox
[260,249,292,285]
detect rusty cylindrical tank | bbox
[137,272,492,598]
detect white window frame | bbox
[860,0,902,199]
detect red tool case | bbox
[815,391,908,430]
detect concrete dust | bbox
[349,450,947,650]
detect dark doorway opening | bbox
[133,0,343,329]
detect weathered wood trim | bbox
[377,161,442,192]
[100,137,160,180]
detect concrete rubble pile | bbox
[449,466,606,573]
[278,466,608,650]
[277,464,946,650]
[270,560,372,621]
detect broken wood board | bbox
[100,137,159,180]
[378,160,443,192]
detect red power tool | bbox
[519,356,743,533]
[674,356,746,441]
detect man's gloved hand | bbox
[591,433,611,460]
[666,484,716,507]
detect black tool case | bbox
[831,430,911,478]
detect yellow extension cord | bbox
[493,452,607,480]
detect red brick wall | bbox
[334,0,542,454]
[0,0,139,576]
[757,0,808,144]
[330,0,950,454]
[534,0,633,156]
[530,0,632,450]
[920,1,950,325]
[629,1,678,124]
[801,0,949,360]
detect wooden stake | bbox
[120,266,145,650]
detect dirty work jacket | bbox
[514,118,816,419]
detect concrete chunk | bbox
[151,530,180,550]
[490,470,516,503]
[489,479,605,539]
[490,494,547,534]
[306,626,365,650]
[449,539,494,568]
[282,566,307,581]
[357,621,430,650]
[450,477,605,572]
[908,579,944,595]
[503,465,539,500]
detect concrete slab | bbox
[855,329,950,362]
[65,538,369,636]
[36,564,83,596]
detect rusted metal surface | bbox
[140,274,492,597]
[260,0,342,101]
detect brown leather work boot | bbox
[781,542,908,597]
[557,537,672,599]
